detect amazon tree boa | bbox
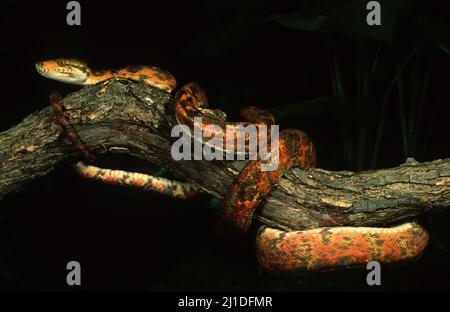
[36,58,429,272]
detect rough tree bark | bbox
[0,80,449,231]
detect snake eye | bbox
[57,59,65,66]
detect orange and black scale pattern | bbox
[88,65,176,92]
[256,223,428,272]
[48,91,201,200]
[217,129,315,235]
[36,58,177,92]
[39,58,429,272]
[174,82,428,271]
[174,83,316,234]
[74,162,201,199]
[49,90,96,163]
[174,83,273,155]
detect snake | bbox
[36,58,429,272]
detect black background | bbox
[0,0,449,292]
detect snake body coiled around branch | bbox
[37,58,429,272]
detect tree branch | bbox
[1,80,449,230]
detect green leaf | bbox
[272,0,416,41]
[437,42,450,55]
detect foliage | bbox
[184,0,449,171]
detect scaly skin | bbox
[174,82,274,155]
[49,91,96,163]
[174,82,428,270]
[256,223,428,272]
[36,58,176,92]
[46,65,200,200]
[219,129,315,235]
[74,162,200,199]
[38,58,429,272]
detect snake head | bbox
[35,58,90,85]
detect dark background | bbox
[0,0,449,291]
